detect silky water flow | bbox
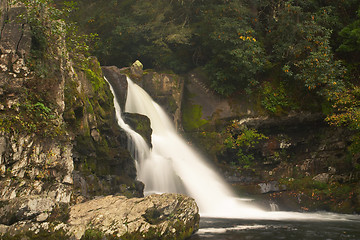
[107,77,360,221]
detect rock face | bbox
[0,132,73,225]
[141,71,184,130]
[67,193,199,240]
[0,0,73,227]
[69,61,142,200]
[0,1,152,238]
[185,70,236,121]
[124,112,153,147]
[102,66,128,110]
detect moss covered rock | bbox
[123,113,152,147]
[67,193,199,240]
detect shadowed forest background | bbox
[63,0,360,136]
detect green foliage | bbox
[326,86,360,130]
[198,1,266,95]
[265,2,346,99]
[81,229,104,240]
[281,177,360,213]
[70,0,194,72]
[338,7,360,54]
[0,100,63,137]
[260,82,298,114]
[182,103,208,131]
[325,86,360,155]
[224,121,267,168]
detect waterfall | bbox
[123,77,265,217]
[106,76,360,221]
[105,77,149,171]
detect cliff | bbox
[0,1,199,239]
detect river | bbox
[189,216,360,240]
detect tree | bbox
[193,0,266,95]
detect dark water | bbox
[189,215,360,240]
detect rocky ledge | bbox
[0,193,200,240]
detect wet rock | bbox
[258,181,286,194]
[102,66,128,110]
[123,112,152,147]
[67,193,199,239]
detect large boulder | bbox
[67,193,199,240]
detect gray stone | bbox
[67,193,199,240]
[313,173,329,183]
[258,181,286,194]
[102,66,128,110]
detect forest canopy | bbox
[53,0,360,148]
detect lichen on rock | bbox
[66,193,199,240]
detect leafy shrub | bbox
[224,121,267,168]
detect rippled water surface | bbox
[189,215,360,240]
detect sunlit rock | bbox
[130,60,144,78]
[66,193,199,240]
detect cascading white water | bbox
[124,77,265,217]
[107,76,360,221]
[105,77,150,170]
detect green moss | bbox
[280,177,360,213]
[83,68,105,91]
[182,103,208,131]
[0,229,70,240]
[81,229,104,240]
[0,100,65,137]
[143,207,163,224]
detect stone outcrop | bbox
[185,70,236,121]
[0,0,74,227]
[102,66,128,110]
[130,60,144,78]
[0,193,199,240]
[141,71,184,130]
[124,112,153,147]
[0,132,73,225]
[67,193,199,240]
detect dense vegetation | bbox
[65,0,359,117]
[55,0,360,161]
